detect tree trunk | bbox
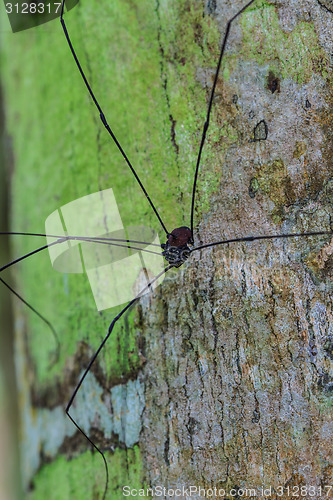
[1,0,333,499]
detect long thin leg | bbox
[60,0,169,236]
[65,264,173,500]
[191,229,333,253]
[190,0,256,237]
[0,234,164,274]
[0,240,61,273]
[0,276,60,364]
[1,234,163,365]
[0,239,67,366]
[0,232,163,249]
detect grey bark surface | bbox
[139,0,333,494]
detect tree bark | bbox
[1,0,333,499]
[140,1,333,495]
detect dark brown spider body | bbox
[161,226,193,267]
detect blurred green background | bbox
[0,51,19,500]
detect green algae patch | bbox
[0,0,221,390]
[241,3,331,84]
[0,6,227,493]
[293,141,307,159]
[29,446,143,500]
[255,159,296,223]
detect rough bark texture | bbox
[1,0,333,499]
[140,1,333,494]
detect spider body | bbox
[161,226,193,267]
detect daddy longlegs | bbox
[2,0,333,498]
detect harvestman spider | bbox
[1,0,333,498]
